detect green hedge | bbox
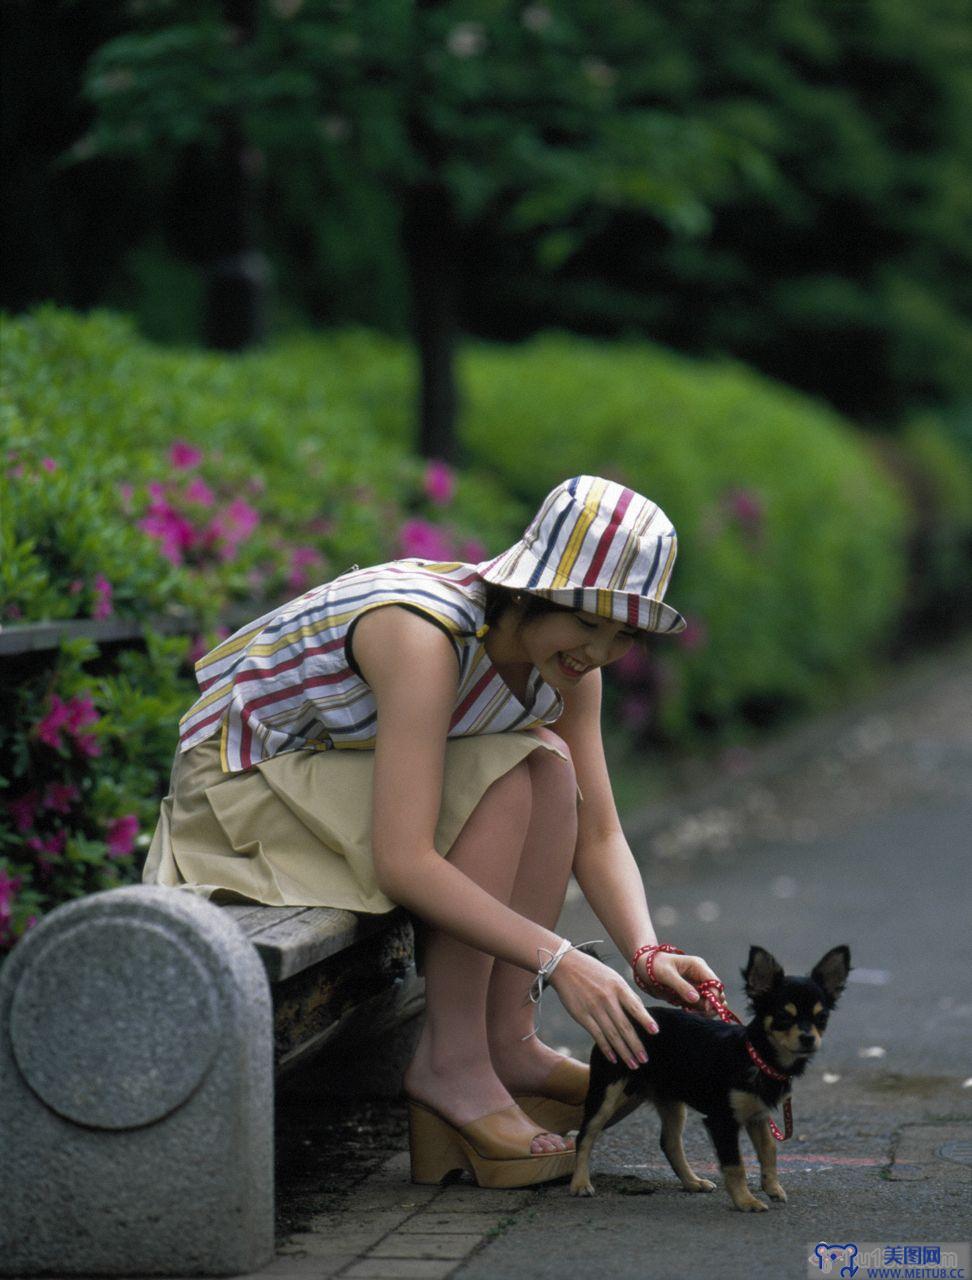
[455,335,911,738]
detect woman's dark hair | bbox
[482,582,570,631]
[481,581,651,650]
[484,586,566,629]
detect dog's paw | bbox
[684,1177,717,1193]
[763,1180,787,1202]
[570,1177,596,1197]
[733,1195,769,1212]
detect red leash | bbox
[632,945,793,1140]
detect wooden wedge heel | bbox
[407,1100,576,1189]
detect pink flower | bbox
[75,733,102,759]
[35,695,72,749]
[286,545,324,592]
[397,519,455,561]
[43,782,79,814]
[184,477,216,507]
[423,459,455,507]
[676,616,708,652]
[459,538,489,563]
[27,830,66,858]
[106,814,139,858]
[68,578,84,596]
[169,441,203,470]
[41,457,58,473]
[7,791,39,833]
[208,498,260,561]
[65,695,100,734]
[138,504,199,565]
[92,575,114,620]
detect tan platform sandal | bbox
[513,1057,589,1134]
[407,1100,576,1188]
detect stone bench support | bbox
[0,885,275,1277]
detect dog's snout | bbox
[798,1033,816,1051]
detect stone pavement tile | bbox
[281,1215,402,1256]
[343,1259,457,1279]
[428,1185,532,1212]
[304,1208,415,1239]
[369,1232,484,1259]
[350,1184,442,1212]
[256,1253,357,1279]
[399,1212,507,1234]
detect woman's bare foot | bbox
[404,1037,573,1155]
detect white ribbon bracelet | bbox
[521,937,603,1040]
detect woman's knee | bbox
[527,728,577,788]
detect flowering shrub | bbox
[1,309,524,629]
[0,634,195,956]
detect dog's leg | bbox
[569,1078,633,1197]
[656,1098,716,1193]
[746,1115,787,1202]
[704,1112,768,1212]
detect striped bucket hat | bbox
[477,475,686,635]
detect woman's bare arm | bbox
[555,669,721,1003]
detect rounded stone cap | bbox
[4,887,253,1131]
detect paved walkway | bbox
[254,637,972,1280]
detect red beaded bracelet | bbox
[631,943,685,997]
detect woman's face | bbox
[519,607,639,690]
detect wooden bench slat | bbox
[224,904,404,981]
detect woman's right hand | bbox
[550,946,659,1069]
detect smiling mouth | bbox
[557,654,590,677]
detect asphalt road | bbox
[456,640,972,1280]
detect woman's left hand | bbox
[634,950,723,1016]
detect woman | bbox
[144,474,721,1187]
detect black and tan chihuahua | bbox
[570,945,851,1211]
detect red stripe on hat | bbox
[582,487,633,586]
[627,595,640,627]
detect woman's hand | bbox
[549,947,659,1069]
[635,949,723,1016]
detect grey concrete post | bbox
[0,885,274,1277]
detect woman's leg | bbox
[402,754,571,1153]
[485,733,582,1092]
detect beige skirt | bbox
[143,730,566,913]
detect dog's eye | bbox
[814,1014,829,1029]
[773,1016,794,1030]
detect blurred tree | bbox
[73,0,753,457]
[5,0,969,434]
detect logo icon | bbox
[810,1243,860,1277]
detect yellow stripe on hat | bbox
[552,477,607,588]
[597,588,613,619]
[656,536,678,596]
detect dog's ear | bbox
[811,946,851,1008]
[742,946,784,1002]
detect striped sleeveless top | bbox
[179,559,565,773]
